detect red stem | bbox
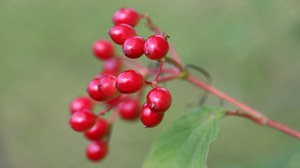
[187,75,268,124]
[157,72,181,83]
[109,109,119,123]
[267,119,300,139]
[189,75,300,140]
[227,111,300,140]
[155,60,165,82]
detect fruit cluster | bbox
[68,7,173,162]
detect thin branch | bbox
[227,110,300,140]
[186,74,268,124]
[267,119,300,139]
[109,109,119,123]
[155,59,165,82]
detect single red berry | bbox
[86,140,108,162]
[69,110,96,132]
[87,78,104,101]
[102,57,122,76]
[93,40,115,60]
[122,36,145,59]
[117,98,140,120]
[144,34,169,60]
[116,70,144,94]
[84,118,109,140]
[140,103,164,127]
[70,96,94,114]
[113,8,140,27]
[98,75,120,101]
[147,87,172,113]
[108,24,136,45]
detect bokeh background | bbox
[1,0,300,167]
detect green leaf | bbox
[143,106,225,168]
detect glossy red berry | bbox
[122,36,145,59]
[102,57,122,76]
[86,141,108,161]
[140,103,164,127]
[84,118,109,140]
[87,78,103,101]
[117,98,140,120]
[116,70,144,94]
[144,34,169,60]
[70,96,94,114]
[93,40,114,60]
[147,87,172,113]
[113,8,140,27]
[98,75,120,101]
[108,24,136,45]
[69,110,96,132]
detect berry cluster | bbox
[68,7,173,162]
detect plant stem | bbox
[109,109,119,124]
[155,59,165,82]
[188,73,300,140]
[226,111,300,140]
[157,72,181,83]
[267,119,300,139]
[187,74,268,124]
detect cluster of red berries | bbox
[68,7,172,162]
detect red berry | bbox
[116,70,144,94]
[98,75,120,101]
[144,35,169,60]
[93,40,114,60]
[102,57,122,76]
[147,87,172,113]
[87,78,104,101]
[86,141,108,162]
[123,36,145,59]
[140,103,164,127]
[108,24,136,45]
[117,98,140,120]
[113,8,140,27]
[70,96,94,114]
[84,118,109,140]
[69,110,96,132]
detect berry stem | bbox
[97,95,128,116]
[148,68,179,74]
[157,72,181,83]
[109,109,119,123]
[98,106,114,116]
[155,59,165,82]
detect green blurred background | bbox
[1,0,300,167]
